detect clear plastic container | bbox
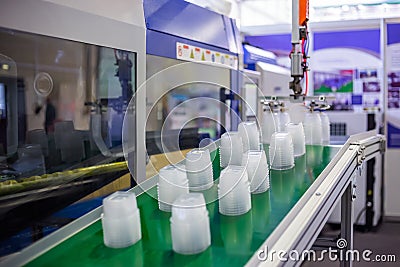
[242,150,270,194]
[269,132,295,170]
[158,165,189,212]
[220,132,243,167]
[218,165,251,216]
[238,121,260,151]
[101,191,141,248]
[170,193,211,254]
[320,112,330,145]
[286,122,306,157]
[304,112,323,145]
[277,110,291,132]
[261,111,278,144]
[185,149,213,191]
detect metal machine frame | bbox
[143,0,242,134]
[0,0,147,182]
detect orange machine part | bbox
[299,0,309,26]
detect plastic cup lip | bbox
[240,121,257,126]
[101,208,140,221]
[220,132,241,143]
[185,160,212,174]
[103,191,137,205]
[270,164,295,170]
[286,122,303,128]
[242,150,267,169]
[102,191,138,217]
[219,206,251,216]
[186,148,210,161]
[158,165,188,188]
[271,131,291,138]
[218,166,247,187]
[172,244,210,256]
[157,180,189,190]
[222,131,239,138]
[170,193,209,222]
[244,150,264,160]
[189,182,214,191]
[171,192,206,209]
[170,210,209,224]
[294,151,306,157]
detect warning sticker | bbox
[176,42,238,69]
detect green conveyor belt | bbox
[26,145,339,267]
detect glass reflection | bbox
[270,168,296,205]
[220,212,253,255]
[251,192,271,236]
[0,27,136,256]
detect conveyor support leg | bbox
[340,183,354,267]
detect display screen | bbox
[314,70,354,94]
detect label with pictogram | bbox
[176,42,238,69]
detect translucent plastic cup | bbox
[170,193,211,254]
[185,149,214,191]
[269,132,295,170]
[261,111,278,144]
[220,132,243,167]
[320,112,330,145]
[242,150,270,194]
[218,165,251,216]
[158,165,189,212]
[101,191,141,248]
[277,111,291,132]
[286,122,306,157]
[303,112,323,145]
[238,122,260,151]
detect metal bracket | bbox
[380,139,386,153]
[352,165,362,201]
[354,145,366,165]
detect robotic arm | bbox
[289,0,309,98]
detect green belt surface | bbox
[26,145,339,267]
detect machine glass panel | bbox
[145,55,232,157]
[0,28,136,256]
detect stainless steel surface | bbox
[291,54,303,76]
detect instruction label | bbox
[176,42,238,69]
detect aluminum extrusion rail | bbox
[245,131,385,267]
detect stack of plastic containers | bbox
[261,109,278,144]
[303,111,323,145]
[286,122,306,157]
[277,109,291,132]
[170,193,211,254]
[218,165,251,216]
[157,165,189,212]
[320,112,330,145]
[242,150,269,194]
[220,132,243,167]
[269,132,295,170]
[101,191,142,248]
[185,149,214,191]
[238,121,260,151]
